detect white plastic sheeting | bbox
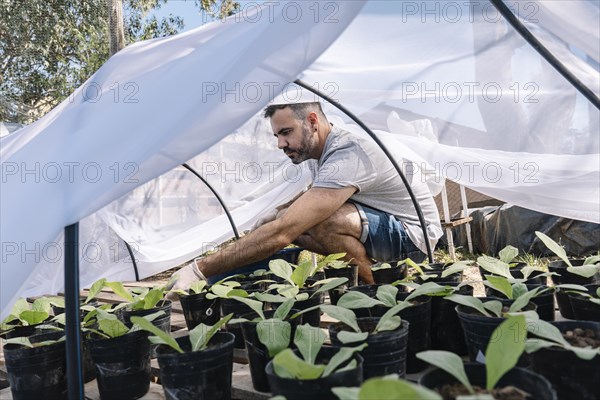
[1,0,599,318]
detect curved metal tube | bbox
[182,163,241,240]
[490,0,599,109]
[294,79,434,263]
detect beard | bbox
[285,124,315,164]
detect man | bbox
[170,101,441,289]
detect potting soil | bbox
[563,328,600,348]
[438,383,531,400]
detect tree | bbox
[0,0,238,124]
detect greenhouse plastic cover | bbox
[1,0,599,318]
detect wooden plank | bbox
[441,216,473,228]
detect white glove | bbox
[165,258,207,301]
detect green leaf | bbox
[417,350,474,394]
[311,278,348,296]
[331,387,360,400]
[441,261,470,278]
[255,292,287,303]
[189,313,233,352]
[130,316,183,353]
[257,319,291,357]
[445,294,491,317]
[291,261,313,288]
[371,262,392,271]
[3,336,34,348]
[189,280,208,294]
[278,285,300,299]
[337,291,385,309]
[525,318,568,346]
[358,377,443,400]
[567,265,600,278]
[498,246,519,263]
[19,310,49,325]
[535,231,571,267]
[230,296,265,320]
[273,298,295,320]
[320,305,360,333]
[269,259,295,285]
[508,286,541,313]
[482,300,503,317]
[519,267,543,281]
[485,315,526,390]
[210,284,233,298]
[484,276,513,299]
[272,348,325,380]
[376,285,398,307]
[98,318,129,338]
[477,256,512,279]
[85,278,107,304]
[511,283,528,299]
[583,255,600,265]
[374,302,410,332]
[32,298,52,314]
[322,344,367,377]
[105,282,134,303]
[294,324,325,364]
[405,281,448,302]
[337,331,369,344]
[142,289,165,310]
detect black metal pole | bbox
[182,163,241,240]
[124,240,140,281]
[294,79,434,263]
[490,0,599,109]
[64,222,84,399]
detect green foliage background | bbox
[0,0,238,124]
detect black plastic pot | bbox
[549,259,599,319]
[265,346,363,400]
[180,292,221,330]
[329,318,409,379]
[528,320,600,400]
[89,330,151,400]
[155,332,235,400]
[241,309,301,392]
[3,330,66,400]
[395,292,431,373]
[568,284,600,322]
[324,266,358,305]
[430,283,473,355]
[456,299,536,363]
[416,262,463,284]
[372,262,407,285]
[419,362,557,399]
[118,300,172,357]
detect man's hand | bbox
[165,259,207,301]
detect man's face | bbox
[270,108,317,164]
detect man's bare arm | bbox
[198,186,356,277]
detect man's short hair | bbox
[263,102,326,121]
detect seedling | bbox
[228,297,297,357]
[272,323,366,380]
[524,314,600,360]
[3,335,66,349]
[89,308,165,339]
[535,231,600,278]
[417,315,527,399]
[258,258,348,303]
[131,313,233,354]
[482,275,587,303]
[444,293,536,318]
[331,374,442,400]
[316,303,407,344]
[477,245,546,282]
[103,281,168,311]
[1,297,52,333]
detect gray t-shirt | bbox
[310,125,442,253]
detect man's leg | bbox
[278,203,375,284]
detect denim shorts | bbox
[353,202,424,262]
